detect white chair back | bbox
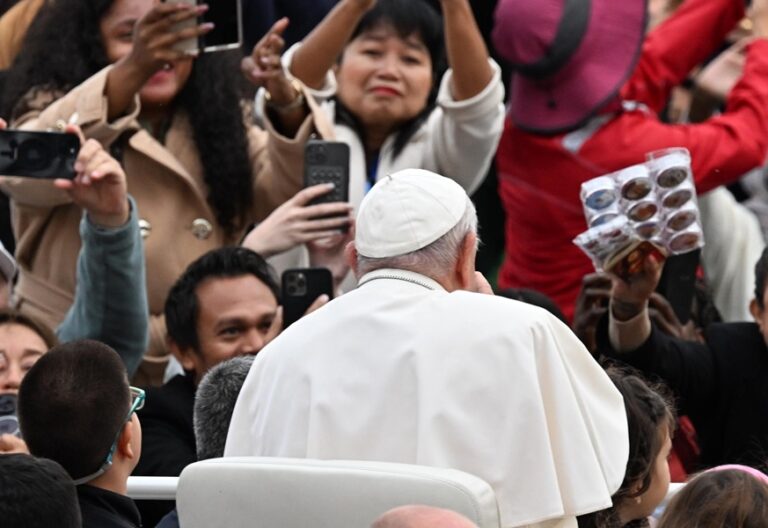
[176,457,501,528]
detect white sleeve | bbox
[282,42,338,103]
[423,59,506,195]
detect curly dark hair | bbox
[1,0,253,234]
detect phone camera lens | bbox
[17,139,52,171]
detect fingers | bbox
[64,124,86,145]
[305,293,330,315]
[649,292,682,328]
[581,272,613,289]
[474,272,494,295]
[300,202,354,219]
[290,183,336,205]
[0,118,6,129]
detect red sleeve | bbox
[618,39,768,194]
[622,0,745,114]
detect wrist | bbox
[88,202,130,229]
[611,298,646,322]
[265,78,305,111]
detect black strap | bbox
[510,0,591,80]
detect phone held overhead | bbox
[171,0,243,55]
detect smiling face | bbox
[99,0,193,111]
[336,25,433,138]
[0,323,48,395]
[173,275,278,384]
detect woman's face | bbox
[0,323,48,394]
[99,0,193,110]
[336,25,433,135]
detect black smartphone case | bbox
[304,140,350,205]
[0,130,78,180]
[282,268,334,329]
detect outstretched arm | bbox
[54,128,148,378]
[440,0,493,100]
[288,0,375,89]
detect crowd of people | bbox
[2,0,768,527]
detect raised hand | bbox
[572,272,613,353]
[54,126,129,228]
[307,220,355,290]
[125,2,213,80]
[610,252,665,321]
[242,184,353,258]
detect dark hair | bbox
[193,355,254,460]
[578,368,675,528]
[0,308,58,349]
[658,469,768,528]
[165,246,279,352]
[1,0,253,235]
[17,340,131,481]
[496,288,568,325]
[335,0,446,159]
[754,248,768,309]
[0,454,82,528]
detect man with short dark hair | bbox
[0,453,82,528]
[134,247,308,526]
[17,340,143,528]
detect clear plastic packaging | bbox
[574,147,704,275]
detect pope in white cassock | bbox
[225,169,629,528]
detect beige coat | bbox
[0,66,330,384]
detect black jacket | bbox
[78,484,141,528]
[132,373,196,527]
[599,320,768,471]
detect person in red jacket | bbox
[492,0,768,321]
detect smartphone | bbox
[304,140,350,205]
[0,393,20,437]
[0,130,78,180]
[282,268,334,329]
[171,0,242,54]
[656,249,700,324]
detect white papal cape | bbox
[225,269,628,528]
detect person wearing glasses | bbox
[17,340,145,528]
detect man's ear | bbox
[455,232,478,291]
[345,241,359,278]
[168,338,198,373]
[750,299,763,329]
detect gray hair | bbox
[193,355,255,461]
[356,197,478,277]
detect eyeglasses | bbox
[72,386,145,486]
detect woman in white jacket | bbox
[244,0,505,280]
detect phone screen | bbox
[201,0,241,50]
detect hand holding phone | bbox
[281,268,334,328]
[53,126,130,228]
[171,0,243,55]
[242,184,352,257]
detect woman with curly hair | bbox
[0,0,334,384]
[578,369,675,528]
